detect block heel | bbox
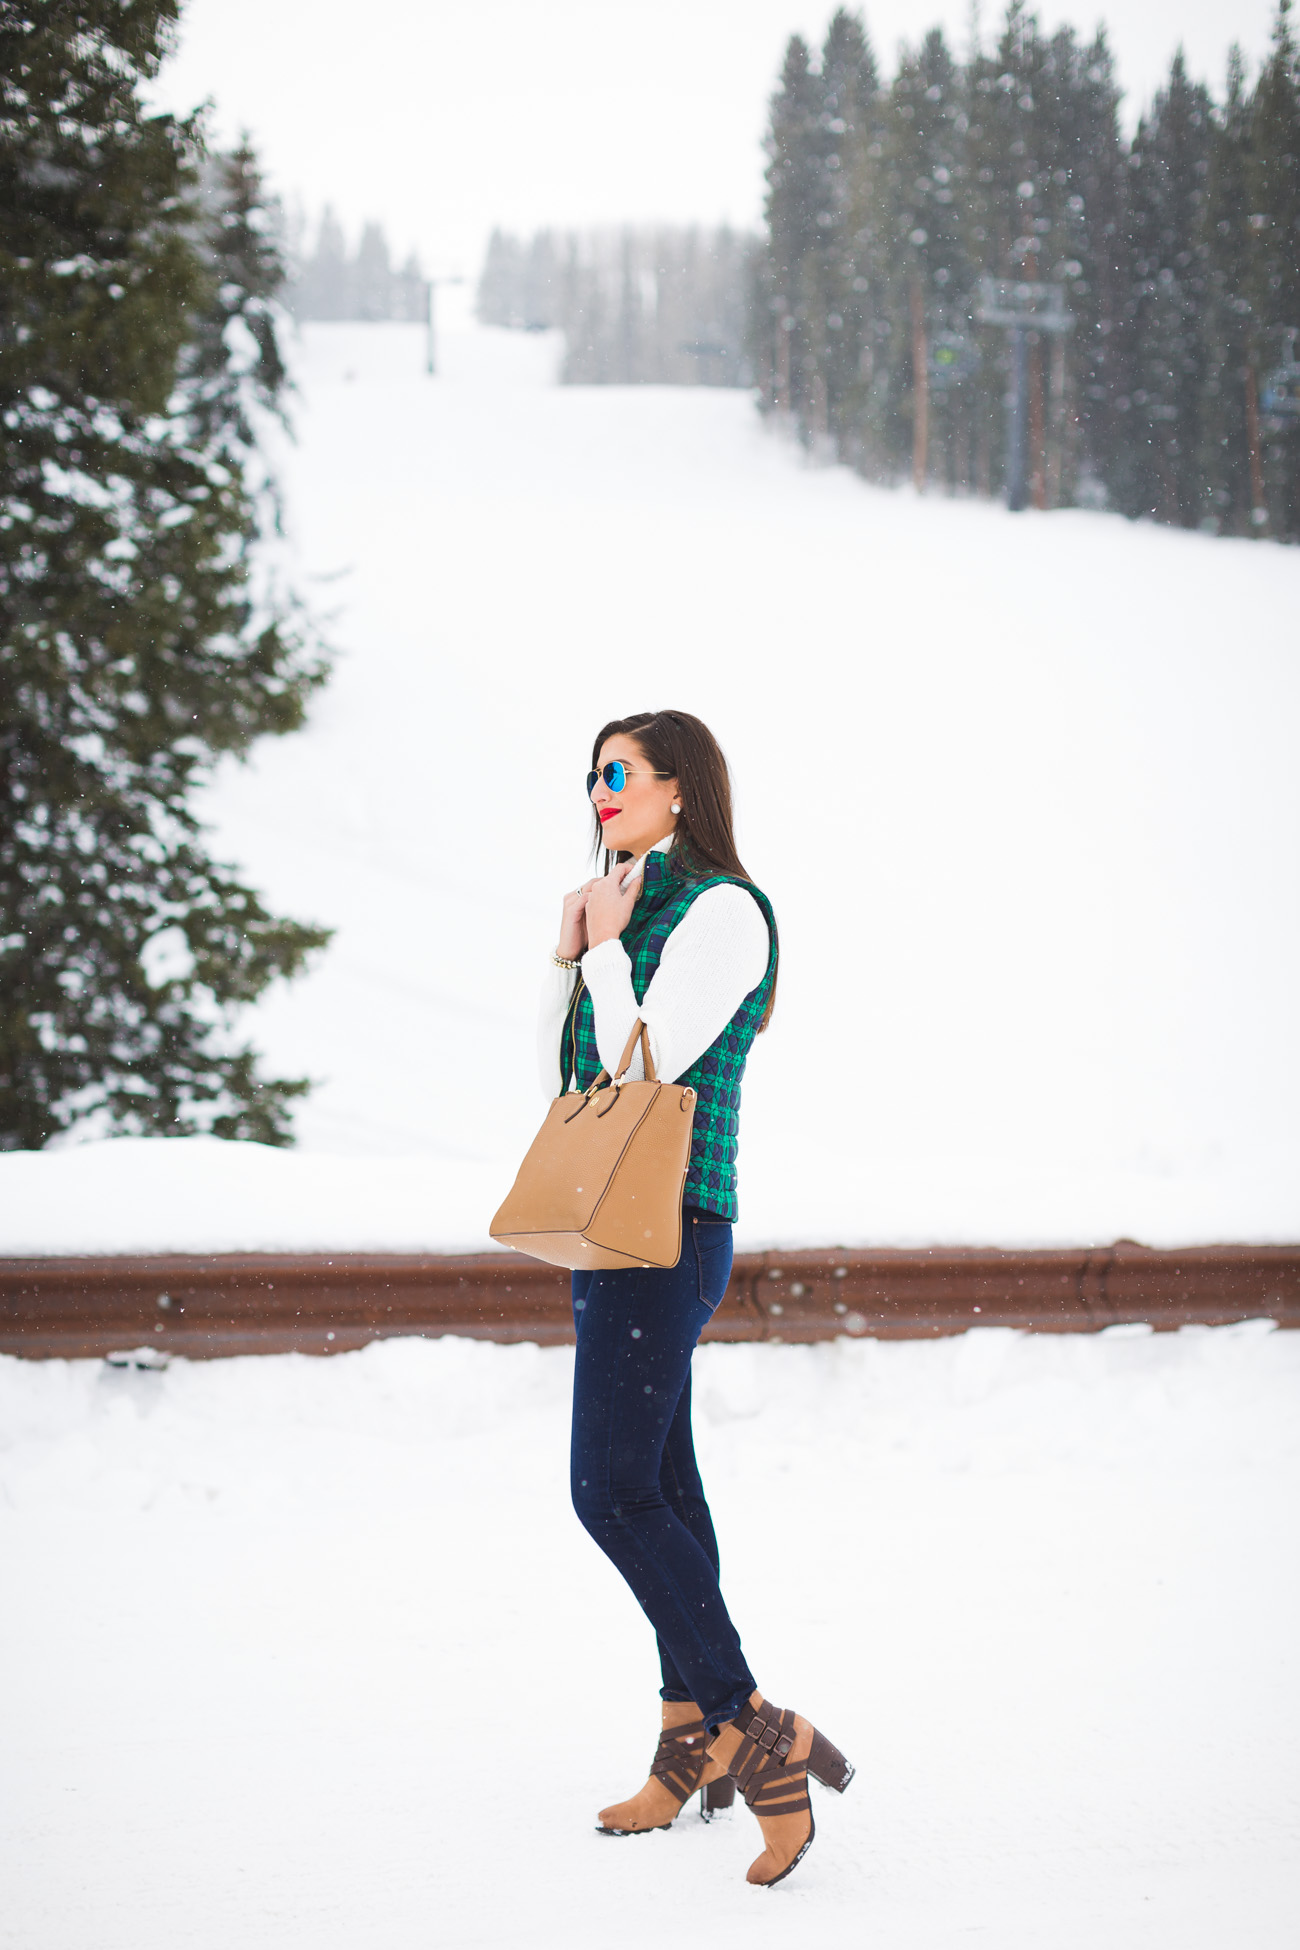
[700,1774,736,1818]
[807,1728,855,1795]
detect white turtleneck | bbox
[536,841,772,1098]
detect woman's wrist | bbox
[551,949,581,971]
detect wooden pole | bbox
[911,277,929,491]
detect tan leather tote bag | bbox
[490,1018,697,1271]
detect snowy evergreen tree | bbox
[1200,48,1259,532]
[1122,53,1215,524]
[0,1,329,1149]
[1044,29,1129,508]
[476,228,523,325]
[960,8,1129,505]
[294,204,350,319]
[758,35,826,417]
[393,251,426,322]
[1246,0,1300,537]
[353,220,392,321]
[806,9,880,450]
[886,27,970,486]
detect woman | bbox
[539,709,853,1889]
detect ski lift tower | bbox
[976,277,1073,511]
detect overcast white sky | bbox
[152,0,1284,275]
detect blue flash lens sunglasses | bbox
[586,761,671,796]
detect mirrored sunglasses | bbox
[585,761,671,797]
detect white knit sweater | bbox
[536,842,771,1098]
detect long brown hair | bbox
[590,709,778,1028]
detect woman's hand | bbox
[583,857,643,950]
[556,881,596,961]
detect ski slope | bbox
[3,305,1299,1253]
[3,1324,1297,1948]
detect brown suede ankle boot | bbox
[597,1699,736,1834]
[706,1691,854,1885]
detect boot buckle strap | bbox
[741,1710,793,1764]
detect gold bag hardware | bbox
[489,1018,697,1270]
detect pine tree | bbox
[0,1,329,1150]
[194,137,290,453]
[294,204,349,319]
[1052,29,1129,507]
[759,35,825,418]
[354,220,392,322]
[964,4,1064,504]
[476,228,520,325]
[1200,47,1257,532]
[1121,51,1214,523]
[887,27,969,487]
[837,35,896,475]
[806,9,879,450]
[476,229,559,330]
[1245,0,1300,538]
[394,250,426,323]
[521,231,559,329]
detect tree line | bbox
[1,1,327,1150]
[478,226,755,386]
[290,207,427,323]
[754,1,1300,538]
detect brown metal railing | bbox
[1,1242,1297,1359]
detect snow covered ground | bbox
[3,303,1298,1254]
[3,1324,1297,1947]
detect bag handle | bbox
[592,1017,657,1089]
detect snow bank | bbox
[0,1131,1297,1256]
[3,1325,1297,1946]
[5,309,1297,1255]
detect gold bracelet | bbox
[551,951,581,971]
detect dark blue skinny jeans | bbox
[570,1208,756,1731]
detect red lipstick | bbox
[599,807,620,824]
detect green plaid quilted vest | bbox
[559,851,776,1222]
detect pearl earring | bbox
[670,801,682,815]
